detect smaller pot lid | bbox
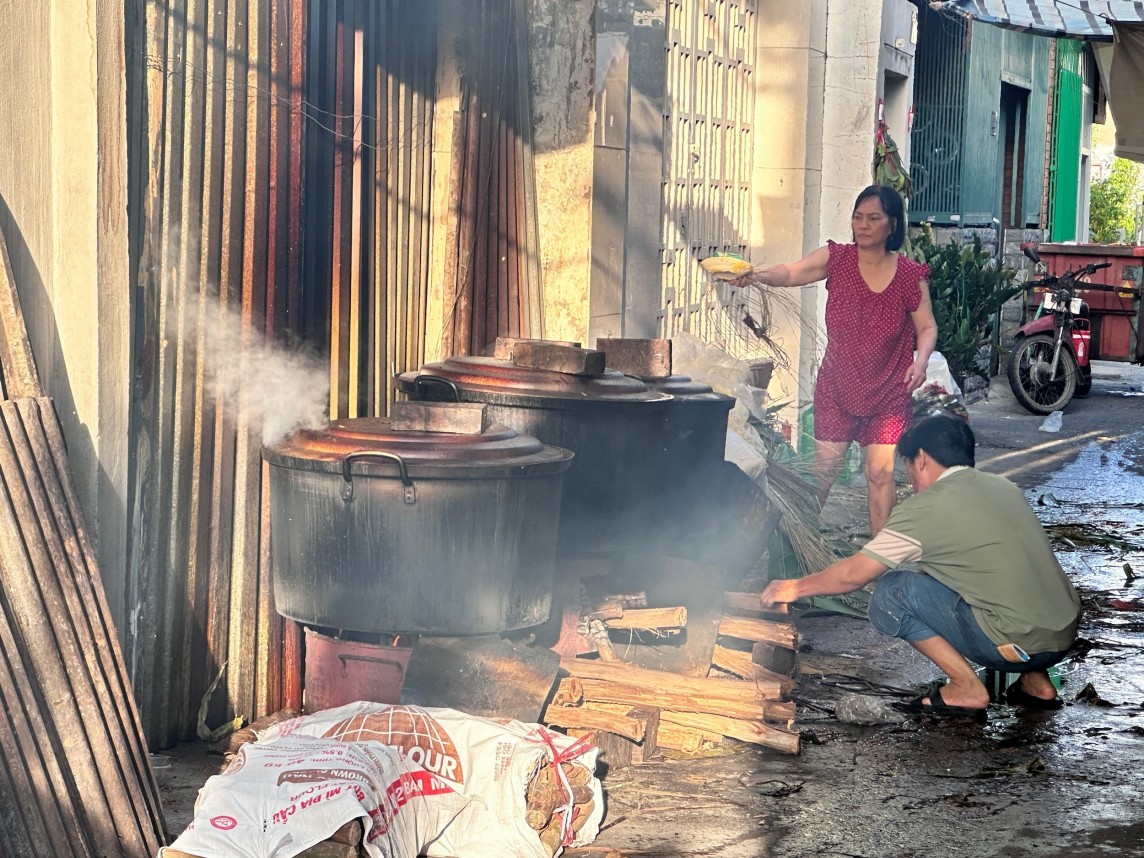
[641,374,736,404]
[396,356,672,404]
[263,416,573,474]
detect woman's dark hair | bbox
[853,185,906,252]
[896,415,976,468]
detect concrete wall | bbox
[0,0,132,626]
[751,0,890,444]
[527,0,596,343]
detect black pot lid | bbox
[396,356,672,404]
[640,374,734,402]
[262,415,573,473]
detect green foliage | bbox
[1089,158,1141,244]
[912,226,1023,384]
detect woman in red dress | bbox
[734,185,937,535]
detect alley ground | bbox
[155,362,1144,857]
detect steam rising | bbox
[190,300,330,446]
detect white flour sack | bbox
[162,736,469,858]
[257,702,605,858]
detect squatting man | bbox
[760,415,1080,715]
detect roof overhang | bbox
[928,1,1144,41]
[931,2,1144,162]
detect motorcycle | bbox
[1006,245,1138,415]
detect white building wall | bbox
[0,0,132,627]
[752,1,908,445]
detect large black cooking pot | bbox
[395,356,673,556]
[263,403,573,635]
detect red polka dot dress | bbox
[814,241,929,446]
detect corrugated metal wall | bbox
[125,0,307,749]
[660,0,756,342]
[441,0,544,357]
[124,0,543,747]
[305,0,440,416]
[911,6,967,222]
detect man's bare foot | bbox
[1016,670,1058,701]
[920,679,989,711]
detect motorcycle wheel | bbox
[1006,333,1078,415]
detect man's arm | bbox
[760,551,889,606]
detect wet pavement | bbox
[155,363,1144,857]
[570,364,1144,858]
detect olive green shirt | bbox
[860,467,1080,653]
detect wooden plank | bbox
[723,591,789,616]
[576,678,787,721]
[659,710,800,755]
[542,705,646,743]
[0,182,44,397]
[511,342,607,376]
[603,606,687,630]
[752,642,798,676]
[561,656,784,701]
[595,338,672,378]
[710,645,795,694]
[718,615,800,650]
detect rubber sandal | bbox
[897,684,987,720]
[1004,681,1063,710]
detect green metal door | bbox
[1049,42,1083,241]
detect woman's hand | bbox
[760,579,800,607]
[904,357,928,394]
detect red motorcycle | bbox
[1006,245,1137,415]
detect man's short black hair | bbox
[853,185,906,252]
[896,415,976,468]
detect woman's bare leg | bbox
[812,439,848,511]
[863,443,897,535]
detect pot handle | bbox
[341,451,417,505]
[338,653,406,679]
[411,374,461,402]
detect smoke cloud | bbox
[189,299,330,446]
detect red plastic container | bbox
[303,627,414,714]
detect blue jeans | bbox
[867,569,1071,673]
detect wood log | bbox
[327,819,364,847]
[211,707,301,756]
[595,337,672,378]
[561,656,784,702]
[560,761,594,787]
[752,641,798,676]
[723,591,789,616]
[659,711,801,755]
[718,615,800,649]
[584,599,624,620]
[568,728,633,771]
[627,705,660,764]
[586,618,620,661]
[610,591,648,608]
[512,342,606,375]
[296,844,359,858]
[711,645,796,694]
[526,765,561,831]
[603,606,687,630]
[577,678,787,721]
[656,721,721,753]
[552,677,585,707]
[543,704,646,743]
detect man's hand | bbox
[760,579,800,607]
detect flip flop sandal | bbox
[1004,682,1064,710]
[897,684,987,720]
